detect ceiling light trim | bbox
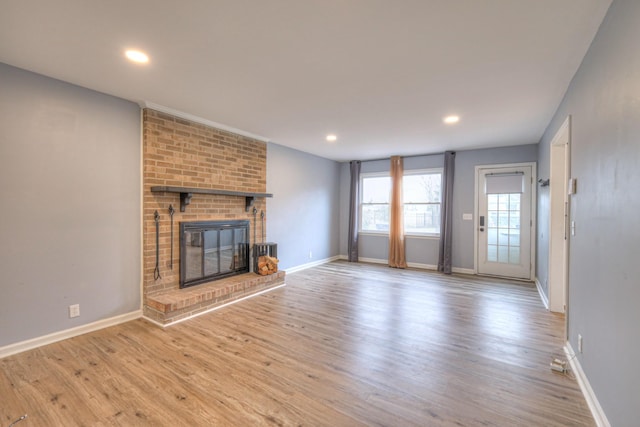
[125,49,149,64]
[443,115,460,124]
[140,101,271,143]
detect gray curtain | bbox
[438,151,456,274]
[347,160,361,262]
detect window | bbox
[403,170,442,235]
[361,173,391,232]
[360,169,442,236]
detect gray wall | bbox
[266,143,341,270]
[537,1,639,424]
[453,145,538,269]
[340,145,537,270]
[0,63,141,347]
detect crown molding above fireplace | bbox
[139,101,270,143]
[150,186,273,212]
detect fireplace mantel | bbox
[150,186,273,212]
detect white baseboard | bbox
[357,257,388,265]
[407,262,437,270]
[535,277,550,309]
[285,256,341,274]
[145,283,286,327]
[356,257,473,274]
[0,310,142,359]
[451,267,475,275]
[564,342,610,427]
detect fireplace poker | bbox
[154,210,161,280]
[260,210,265,243]
[252,207,258,246]
[168,204,175,270]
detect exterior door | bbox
[477,164,534,280]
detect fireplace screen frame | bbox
[179,220,250,288]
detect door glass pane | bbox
[486,192,522,266]
[498,245,509,263]
[509,247,521,264]
[488,211,498,227]
[487,245,497,262]
[498,211,509,227]
[509,194,521,211]
[488,194,498,210]
[510,230,520,246]
[488,228,497,245]
[498,229,509,245]
[509,212,520,229]
[498,194,509,210]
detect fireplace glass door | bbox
[180,220,250,288]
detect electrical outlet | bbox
[309,250,313,259]
[578,334,583,353]
[69,304,80,318]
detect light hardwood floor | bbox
[1,261,594,426]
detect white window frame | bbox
[403,168,443,238]
[359,171,391,236]
[359,168,443,237]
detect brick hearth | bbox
[145,271,285,325]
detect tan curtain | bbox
[389,156,407,268]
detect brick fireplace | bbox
[142,109,284,325]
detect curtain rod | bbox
[355,151,453,163]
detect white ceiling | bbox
[0,0,611,162]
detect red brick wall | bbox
[142,109,267,302]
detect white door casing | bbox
[549,117,571,314]
[475,163,536,280]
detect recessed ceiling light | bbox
[443,115,460,124]
[326,134,337,142]
[125,49,149,64]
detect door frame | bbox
[474,162,537,280]
[549,116,571,314]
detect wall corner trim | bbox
[535,277,550,309]
[140,101,270,143]
[564,342,611,427]
[0,310,142,359]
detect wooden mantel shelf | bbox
[150,186,273,212]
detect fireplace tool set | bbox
[251,208,266,245]
[252,207,258,244]
[153,210,161,280]
[168,204,175,270]
[153,205,176,281]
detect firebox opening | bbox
[179,220,250,288]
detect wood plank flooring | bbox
[1,261,594,426]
